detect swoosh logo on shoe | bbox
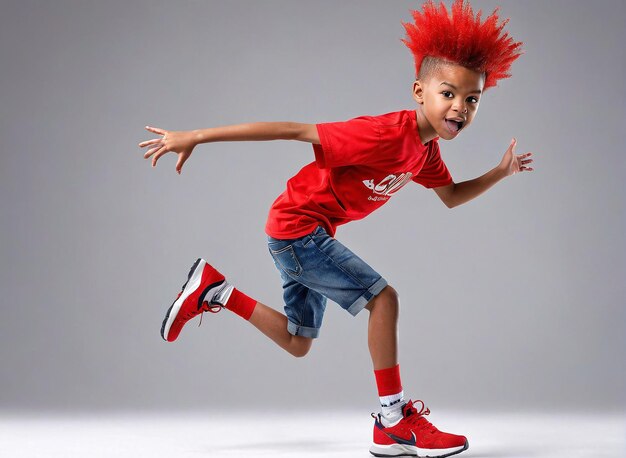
[386,431,416,446]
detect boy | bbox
[139,1,530,456]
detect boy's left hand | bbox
[498,138,534,177]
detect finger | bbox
[138,138,162,148]
[145,125,166,135]
[521,159,533,165]
[511,137,517,153]
[175,154,187,175]
[144,145,162,159]
[151,147,168,167]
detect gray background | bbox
[1,0,624,414]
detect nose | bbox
[453,102,468,114]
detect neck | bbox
[415,107,437,145]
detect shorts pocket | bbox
[270,245,302,277]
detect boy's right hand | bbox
[139,126,197,174]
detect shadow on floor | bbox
[205,441,544,457]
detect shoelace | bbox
[404,400,438,434]
[197,300,222,327]
[371,399,436,434]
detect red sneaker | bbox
[160,259,226,342]
[370,400,468,457]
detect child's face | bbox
[412,63,485,142]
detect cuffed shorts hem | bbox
[346,277,389,316]
[287,321,320,339]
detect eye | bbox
[441,91,453,98]
[467,96,479,104]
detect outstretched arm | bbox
[138,122,320,174]
[433,138,534,209]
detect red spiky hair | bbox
[401,0,523,89]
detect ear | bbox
[412,80,425,104]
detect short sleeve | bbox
[312,116,381,169]
[412,141,453,188]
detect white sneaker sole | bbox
[369,440,468,457]
[160,258,207,341]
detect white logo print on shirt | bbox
[362,173,413,201]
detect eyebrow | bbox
[440,82,482,94]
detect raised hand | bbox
[498,138,534,177]
[138,126,198,174]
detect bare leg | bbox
[246,285,397,361]
[365,286,400,370]
[248,302,313,358]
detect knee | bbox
[381,285,399,306]
[367,285,400,312]
[290,347,309,358]
[289,336,313,358]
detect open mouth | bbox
[445,119,464,134]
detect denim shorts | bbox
[267,226,388,339]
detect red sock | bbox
[374,364,403,397]
[224,288,257,320]
[375,364,405,424]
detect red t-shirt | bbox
[265,110,453,239]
